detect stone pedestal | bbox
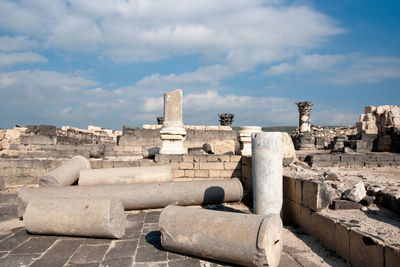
[160,205,283,267]
[296,102,313,133]
[160,89,187,154]
[252,132,282,216]
[238,126,262,156]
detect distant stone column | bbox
[218,113,234,126]
[159,89,187,154]
[296,102,313,133]
[157,116,164,125]
[238,126,262,156]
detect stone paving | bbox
[0,193,348,267]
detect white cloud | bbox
[0,35,38,51]
[0,52,47,67]
[0,0,342,66]
[265,53,400,85]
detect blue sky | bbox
[0,0,399,129]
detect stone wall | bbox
[0,154,241,188]
[304,153,400,167]
[356,105,400,152]
[282,175,400,267]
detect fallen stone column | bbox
[24,198,125,238]
[39,155,91,187]
[18,178,243,218]
[159,205,283,267]
[78,165,172,186]
[252,132,282,215]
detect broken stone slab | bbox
[344,181,367,202]
[39,155,91,187]
[78,165,172,186]
[24,198,125,238]
[18,178,243,218]
[332,199,362,210]
[159,205,283,267]
[252,132,282,215]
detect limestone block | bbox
[159,205,283,267]
[343,181,366,203]
[302,180,334,211]
[24,198,125,238]
[18,178,243,217]
[349,230,384,267]
[311,213,335,251]
[211,140,235,155]
[78,165,172,185]
[385,245,400,267]
[298,205,312,234]
[335,223,350,261]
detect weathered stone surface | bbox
[24,198,125,238]
[18,178,243,217]
[39,155,91,187]
[160,205,283,267]
[252,132,282,216]
[78,165,172,185]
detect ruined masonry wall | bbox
[0,155,242,187]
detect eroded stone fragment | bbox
[344,181,366,202]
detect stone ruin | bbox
[291,102,400,153]
[0,90,399,267]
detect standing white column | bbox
[252,132,282,215]
[159,89,187,154]
[238,126,262,156]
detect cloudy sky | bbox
[0,0,399,129]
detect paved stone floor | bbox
[0,193,349,267]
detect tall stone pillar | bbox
[159,89,187,154]
[296,101,313,133]
[252,132,282,216]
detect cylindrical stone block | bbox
[18,178,243,218]
[78,165,172,186]
[24,198,125,238]
[252,132,282,216]
[39,155,91,187]
[159,205,283,267]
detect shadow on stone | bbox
[145,231,164,251]
[202,186,225,205]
